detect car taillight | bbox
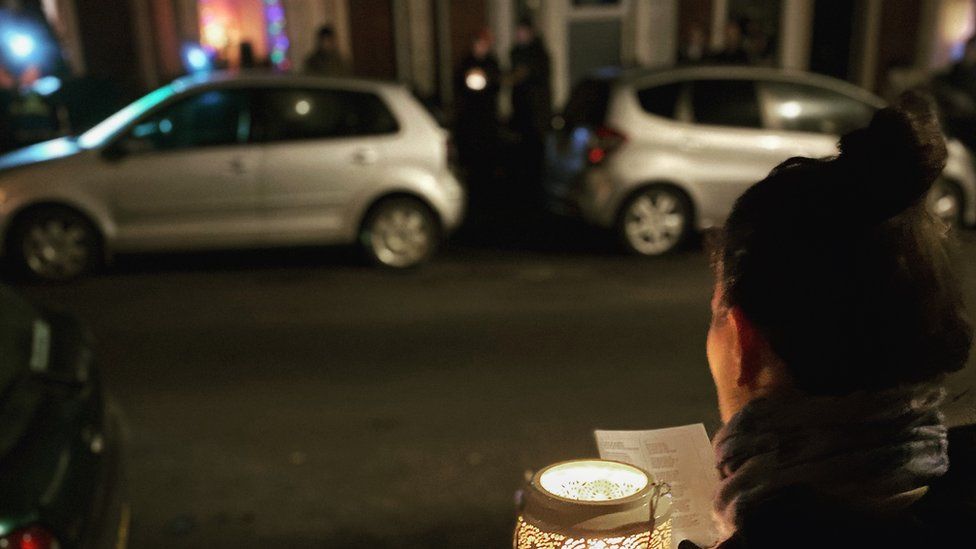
[0,526,61,549]
[587,126,627,165]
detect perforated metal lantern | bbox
[515,459,672,549]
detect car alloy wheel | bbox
[620,187,690,256]
[13,207,99,281]
[363,198,438,268]
[927,179,963,229]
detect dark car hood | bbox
[0,137,83,172]
[0,288,101,524]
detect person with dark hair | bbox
[0,65,16,152]
[708,20,749,65]
[304,25,349,76]
[678,23,708,65]
[239,41,256,69]
[699,92,975,548]
[509,16,551,187]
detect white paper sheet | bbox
[595,424,720,548]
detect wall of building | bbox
[43,0,976,109]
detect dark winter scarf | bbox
[712,383,949,539]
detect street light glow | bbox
[185,46,210,72]
[180,43,213,73]
[7,31,36,59]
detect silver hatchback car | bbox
[0,72,465,280]
[545,66,976,256]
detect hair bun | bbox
[838,91,947,220]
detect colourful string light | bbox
[263,0,290,70]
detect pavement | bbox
[14,215,976,548]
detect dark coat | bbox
[711,424,976,549]
[509,38,552,138]
[304,48,350,77]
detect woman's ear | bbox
[729,306,764,388]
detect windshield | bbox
[0,286,41,395]
[76,85,178,149]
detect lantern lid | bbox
[537,459,650,503]
[521,459,671,535]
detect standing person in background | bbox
[678,23,708,65]
[934,37,976,148]
[454,29,502,181]
[743,19,773,65]
[0,66,16,153]
[509,17,552,190]
[304,25,350,77]
[709,20,749,65]
[239,41,256,69]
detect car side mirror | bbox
[101,141,128,161]
[102,136,152,161]
[551,114,566,132]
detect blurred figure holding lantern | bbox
[453,28,501,181]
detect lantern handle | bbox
[649,481,673,524]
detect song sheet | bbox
[595,423,720,547]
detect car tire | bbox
[360,197,439,269]
[617,186,692,256]
[7,206,101,282]
[927,178,964,230]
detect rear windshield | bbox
[690,79,762,128]
[563,79,612,128]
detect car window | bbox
[761,80,876,135]
[563,79,611,128]
[690,79,762,128]
[253,89,399,142]
[636,82,683,120]
[127,89,250,151]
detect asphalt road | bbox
[15,223,976,548]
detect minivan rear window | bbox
[691,79,762,129]
[636,82,683,120]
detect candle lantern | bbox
[514,459,672,549]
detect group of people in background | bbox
[679,19,775,66]
[452,17,551,191]
[301,18,552,199]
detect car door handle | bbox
[352,148,378,165]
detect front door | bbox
[250,87,400,243]
[101,88,263,251]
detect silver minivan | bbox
[0,72,465,280]
[545,66,976,256]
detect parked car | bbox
[0,72,465,281]
[544,66,976,256]
[0,285,126,548]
